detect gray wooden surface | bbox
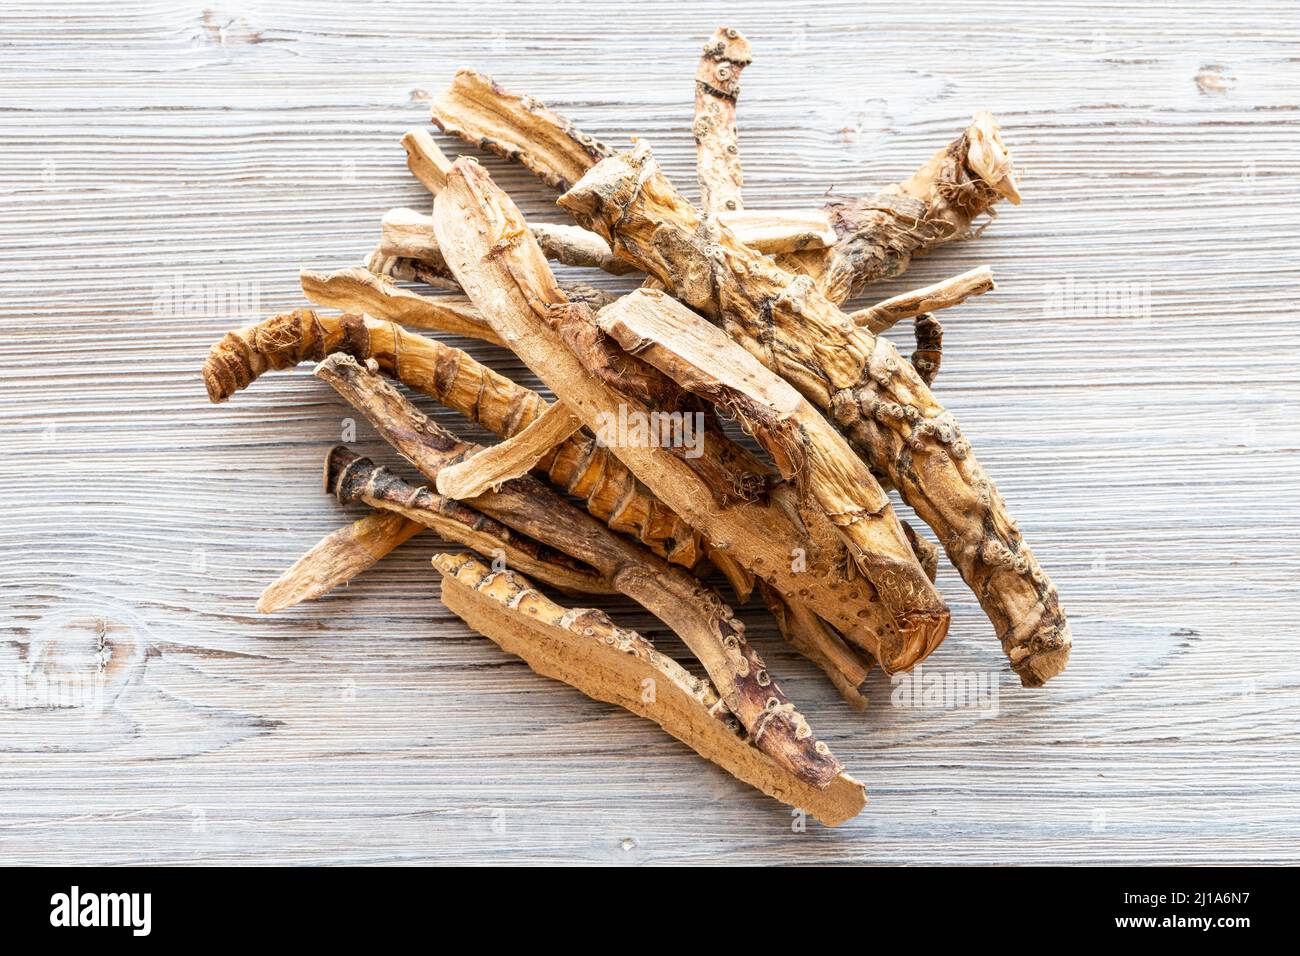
[3,0,1299,865]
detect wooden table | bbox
[3,0,1298,865]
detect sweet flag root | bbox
[202,27,1070,823]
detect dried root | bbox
[849,265,994,334]
[401,128,454,195]
[431,68,613,191]
[435,553,867,824]
[257,510,423,614]
[327,447,612,596]
[430,70,1015,294]
[598,287,950,667]
[759,583,871,711]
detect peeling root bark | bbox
[316,354,843,787]
[257,510,423,613]
[435,553,867,824]
[558,142,1069,686]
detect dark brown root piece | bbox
[316,353,843,788]
[324,447,612,596]
[435,553,867,825]
[911,313,944,387]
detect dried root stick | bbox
[299,267,503,344]
[559,143,1069,686]
[599,287,950,665]
[316,353,843,787]
[401,128,454,195]
[377,207,635,278]
[759,583,871,711]
[436,401,584,501]
[694,26,751,213]
[808,116,1019,303]
[433,158,932,672]
[202,307,703,570]
[435,553,867,824]
[849,266,994,334]
[324,447,611,595]
[258,510,423,613]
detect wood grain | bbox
[1,0,1298,865]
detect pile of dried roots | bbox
[203,28,1069,826]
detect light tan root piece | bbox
[849,266,995,334]
[434,158,933,672]
[435,553,866,825]
[598,287,949,665]
[759,583,871,711]
[436,401,584,501]
[203,307,703,570]
[325,447,611,595]
[558,142,1069,686]
[316,353,843,787]
[299,267,503,344]
[694,26,752,213]
[379,207,445,262]
[719,209,837,254]
[431,68,614,191]
[377,207,636,279]
[257,510,423,613]
[401,128,454,195]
